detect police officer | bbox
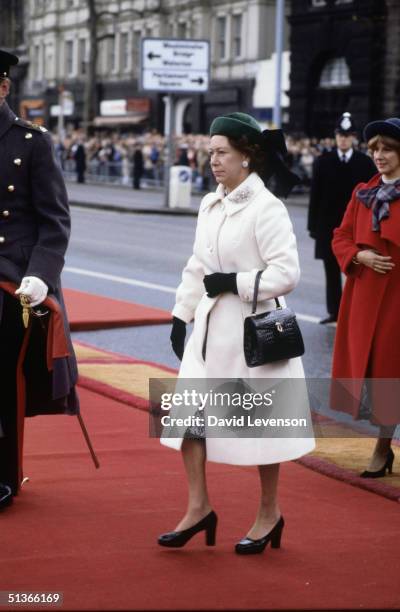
[308,112,376,324]
[0,50,79,511]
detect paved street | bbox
[63,197,335,378]
[66,179,203,214]
[65,178,309,214]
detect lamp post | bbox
[272,0,285,128]
[57,84,65,141]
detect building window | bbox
[133,31,141,74]
[109,36,117,72]
[79,38,87,75]
[65,40,74,77]
[232,14,242,58]
[319,57,351,88]
[34,44,41,79]
[192,19,200,39]
[121,32,129,71]
[217,16,227,60]
[44,42,54,79]
[178,22,186,39]
[311,0,326,6]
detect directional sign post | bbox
[140,38,210,94]
[140,38,210,207]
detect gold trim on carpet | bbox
[73,342,399,489]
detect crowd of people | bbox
[53,128,371,190]
[53,130,211,189]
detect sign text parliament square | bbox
[141,38,210,93]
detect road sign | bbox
[140,38,210,93]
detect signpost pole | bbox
[163,93,176,208]
[273,0,284,128]
[57,85,65,141]
[141,38,210,208]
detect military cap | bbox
[0,49,19,78]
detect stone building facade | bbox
[22,0,286,133]
[288,0,396,137]
[0,0,27,111]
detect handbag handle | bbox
[252,270,281,314]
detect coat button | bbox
[14,158,22,166]
[7,185,15,192]
[0,237,5,243]
[25,133,33,139]
[2,210,10,217]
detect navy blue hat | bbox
[0,49,18,78]
[363,118,400,143]
[335,112,356,135]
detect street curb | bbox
[69,194,308,216]
[69,200,199,216]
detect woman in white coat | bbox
[158,113,315,554]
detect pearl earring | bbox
[242,160,249,168]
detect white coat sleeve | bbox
[171,218,205,324]
[236,198,300,303]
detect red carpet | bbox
[74,341,400,503]
[2,387,400,611]
[64,288,171,330]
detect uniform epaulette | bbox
[13,117,48,133]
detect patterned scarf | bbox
[357,180,400,231]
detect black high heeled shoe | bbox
[360,447,395,478]
[235,516,284,555]
[0,484,13,512]
[158,510,218,548]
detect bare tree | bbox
[83,0,99,132]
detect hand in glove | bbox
[203,273,238,298]
[15,276,48,307]
[170,316,186,361]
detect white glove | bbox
[15,276,48,307]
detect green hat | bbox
[208,111,301,198]
[209,112,262,144]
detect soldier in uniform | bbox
[308,112,376,323]
[0,50,79,511]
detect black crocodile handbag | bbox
[243,270,305,367]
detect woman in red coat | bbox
[332,118,400,478]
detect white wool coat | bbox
[161,172,315,464]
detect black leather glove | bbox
[203,273,238,298]
[170,316,186,360]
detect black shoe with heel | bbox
[0,484,13,512]
[235,516,284,555]
[360,448,395,478]
[158,510,217,548]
